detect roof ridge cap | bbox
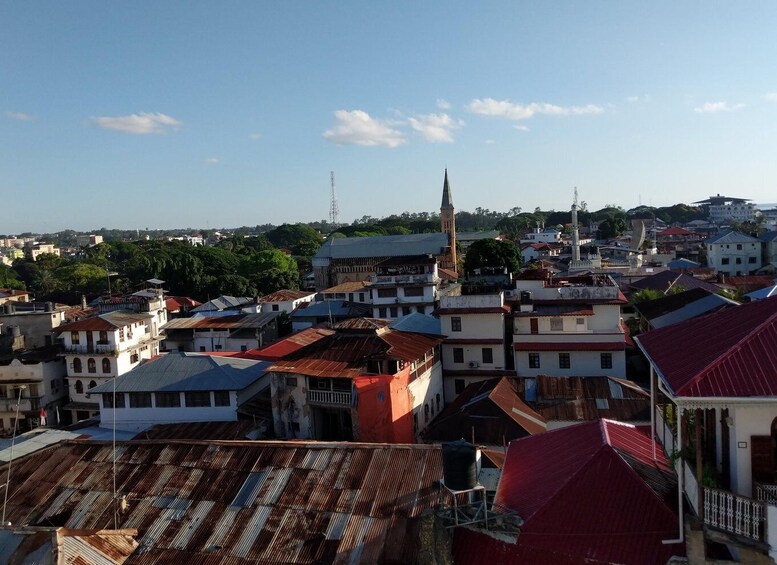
[676,304,777,395]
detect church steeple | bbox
[440,169,457,273]
[441,168,454,209]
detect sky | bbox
[3,2,777,233]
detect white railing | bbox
[755,483,777,504]
[703,487,766,541]
[307,390,352,406]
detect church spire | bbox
[441,168,454,209]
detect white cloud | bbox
[93,112,182,134]
[627,96,640,103]
[323,110,406,147]
[6,111,36,121]
[204,157,219,164]
[513,124,530,131]
[436,98,451,110]
[485,139,496,144]
[693,101,744,113]
[468,98,604,121]
[408,113,461,143]
[764,93,777,103]
[249,132,262,140]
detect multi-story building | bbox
[510,270,627,379]
[705,230,762,276]
[369,255,440,318]
[74,234,104,247]
[23,242,61,261]
[258,289,316,314]
[0,352,67,434]
[437,285,512,401]
[161,312,279,353]
[266,319,444,442]
[694,194,758,224]
[761,231,777,271]
[0,301,68,349]
[56,310,164,422]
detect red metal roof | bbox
[258,289,315,302]
[491,420,682,565]
[658,226,693,237]
[251,327,335,361]
[513,341,625,351]
[636,296,777,397]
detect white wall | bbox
[729,404,777,497]
[409,363,443,435]
[514,350,626,379]
[442,344,505,370]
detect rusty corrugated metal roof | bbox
[161,312,278,330]
[258,290,315,302]
[1,440,443,564]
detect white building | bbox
[520,227,562,245]
[511,271,627,379]
[369,255,440,319]
[23,242,61,261]
[437,286,512,401]
[56,310,164,422]
[161,312,279,353]
[694,194,758,224]
[705,230,762,276]
[258,289,316,314]
[637,297,777,550]
[0,354,67,433]
[91,352,271,432]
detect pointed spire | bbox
[440,168,454,209]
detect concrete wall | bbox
[707,241,762,275]
[729,404,777,497]
[408,363,444,434]
[442,343,506,371]
[514,349,626,379]
[0,310,65,348]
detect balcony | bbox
[64,344,117,355]
[307,389,352,406]
[372,274,435,286]
[0,394,43,413]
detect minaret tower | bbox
[440,169,457,272]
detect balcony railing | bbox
[64,344,117,355]
[755,482,777,504]
[703,487,766,541]
[307,389,352,406]
[372,274,435,285]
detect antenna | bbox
[329,171,340,227]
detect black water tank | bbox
[442,439,477,491]
[4,302,14,315]
[44,301,54,312]
[10,326,21,337]
[520,291,533,304]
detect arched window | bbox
[72,358,82,373]
[436,393,441,413]
[87,358,96,373]
[89,380,97,390]
[102,358,111,373]
[75,380,84,394]
[424,403,430,423]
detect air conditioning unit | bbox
[468,361,480,368]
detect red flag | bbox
[40,407,47,426]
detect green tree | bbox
[265,224,323,252]
[463,239,521,275]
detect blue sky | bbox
[3,2,777,232]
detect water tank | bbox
[44,301,54,312]
[4,302,15,315]
[520,291,533,305]
[442,439,477,491]
[9,326,21,338]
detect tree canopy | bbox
[463,239,521,275]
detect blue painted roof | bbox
[389,313,443,336]
[90,353,270,393]
[667,258,701,269]
[747,285,777,300]
[290,300,370,319]
[706,230,760,245]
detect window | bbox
[749,256,757,264]
[402,306,412,316]
[451,317,462,332]
[550,318,563,331]
[390,306,398,318]
[102,358,111,373]
[71,331,80,345]
[455,379,466,394]
[119,328,125,341]
[404,286,424,297]
[528,353,540,369]
[378,307,387,318]
[155,392,181,407]
[72,358,82,373]
[185,391,212,407]
[272,304,279,311]
[88,380,97,390]
[559,352,571,369]
[359,293,365,302]
[737,244,743,250]
[129,392,152,408]
[735,257,742,264]
[285,376,298,387]
[413,413,419,435]
[721,258,730,265]
[87,358,96,373]
[130,353,139,363]
[601,353,613,369]
[98,330,108,343]
[576,318,585,326]
[214,391,230,406]
[424,403,430,423]
[75,380,84,394]
[453,348,464,363]
[378,288,397,298]
[105,392,125,408]
[199,346,206,352]
[482,348,493,364]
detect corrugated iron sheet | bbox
[2,439,443,564]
